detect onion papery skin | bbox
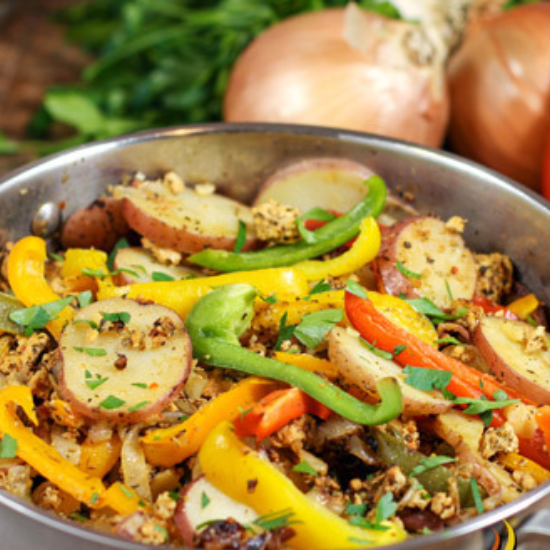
[448,4,550,191]
[224,8,449,148]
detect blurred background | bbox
[0,0,549,196]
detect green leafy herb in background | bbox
[1,0,402,154]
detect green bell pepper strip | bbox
[186,283,403,425]
[0,292,24,335]
[188,175,387,272]
[372,428,479,507]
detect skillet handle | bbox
[516,510,550,550]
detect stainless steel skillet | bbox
[0,123,549,550]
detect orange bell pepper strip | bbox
[0,385,104,507]
[498,452,550,485]
[199,421,407,550]
[507,294,540,320]
[234,387,331,441]
[274,352,339,379]
[518,430,550,470]
[7,236,73,338]
[141,377,280,467]
[101,482,151,516]
[79,433,123,478]
[346,292,532,405]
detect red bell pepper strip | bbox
[345,292,536,427]
[234,386,331,441]
[472,296,518,321]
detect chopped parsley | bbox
[107,237,130,271]
[252,508,301,531]
[294,309,343,349]
[470,478,484,514]
[102,311,131,324]
[345,279,368,299]
[396,261,423,279]
[99,395,126,410]
[402,297,467,325]
[90,492,100,506]
[234,219,247,253]
[375,493,397,525]
[120,485,135,498]
[393,344,407,357]
[85,373,109,390]
[73,319,98,330]
[345,502,367,516]
[360,338,393,360]
[403,366,452,392]
[9,296,74,335]
[274,312,296,351]
[292,460,318,476]
[82,267,139,279]
[49,252,65,262]
[304,279,331,300]
[434,336,462,346]
[152,271,175,282]
[74,346,107,357]
[132,382,148,389]
[409,456,456,478]
[260,293,278,305]
[451,392,520,427]
[0,434,18,458]
[445,279,454,302]
[201,491,211,509]
[128,401,150,412]
[77,290,94,308]
[526,313,539,327]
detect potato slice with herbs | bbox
[59,297,192,423]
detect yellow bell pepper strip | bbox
[61,248,109,292]
[186,284,402,426]
[295,217,380,280]
[79,433,123,478]
[274,352,339,379]
[0,385,104,507]
[101,482,151,516]
[188,175,387,273]
[497,452,550,485]
[97,267,309,319]
[48,399,85,429]
[142,377,280,467]
[507,294,540,319]
[7,236,73,338]
[199,421,406,550]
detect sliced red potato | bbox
[175,476,259,547]
[114,180,256,254]
[61,197,129,251]
[433,410,484,451]
[374,216,477,309]
[113,247,201,285]
[59,297,192,423]
[328,327,451,415]
[473,316,550,405]
[253,158,374,213]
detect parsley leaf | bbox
[375,493,397,525]
[9,296,74,335]
[77,290,93,308]
[201,491,211,509]
[396,261,423,279]
[99,395,126,410]
[409,455,456,478]
[297,207,336,244]
[102,311,131,324]
[360,338,393,360]
[403,297,467,324]
[274,312,296,351]
[108,237,130,271]
[403,366,452,392]
[132,382,148,389]
[82,267,139,279]
[445,279,454,302]
[434,336,462,346]
[90,492,99,505]
[470,478,484,513]
[234,220,247,253]
[49,252,65,262]
[294,309,343,349]
[452,394,520,419]
[304,279,331,300]
[0,434,18,458]
[393,345,407,357]
[128,401,149,412]
[253,508,301,531]
[345,279,368,299]
[74,346,107,357]
[292,461,318,476]
[85,375,109,390]
[152,271,175,282]
[73,319,98,330]
[345,502,367,516]
[260,293,278,305]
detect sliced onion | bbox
[119,425,152,501]
[224,5,449,147]
[448,4,550,190]
[50,426,81,466]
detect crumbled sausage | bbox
[430,492,456,520]
[252,200,300,244]
[163,171,185,194]
[480,423,519,459]
[380,466,407,496]
[445,216,467,234]
[153,492,176,521]
[475,253,514,303]
[512,470,537,492]
[271,415,315,455]
[142,237,182,266]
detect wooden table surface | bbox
[0,0,89,174]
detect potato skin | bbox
[59,298,193,423]
[61,197,129,251]
[473,317,550,405]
